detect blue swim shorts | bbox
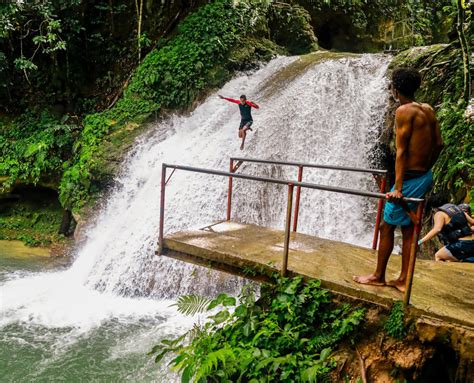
[383,170,433,227]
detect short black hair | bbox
[426,192,449,210]
[240,94,246,99]
[391,68,422,98]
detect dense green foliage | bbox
[125,0,268,109]
[0,194,64,246]
[435,102,473,202]
[150,277,365,382]
[384,301,407,340]
[2,0,272,210]
[58,97,157,208]
[0,113,78,189]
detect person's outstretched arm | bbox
[218,95,240,104]
[418,212,445,245]
[246,101,259,109]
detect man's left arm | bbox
[388,107,413,201]
[247,101,259,109]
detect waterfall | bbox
[0,53,389,332]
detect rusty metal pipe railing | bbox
[158,163,167,255]
[162,164,419,201]
[372,175,387,250]
[282,184,294,276]
[158,163,424,304]
[227,159,234,221]
[403,201,425,305]
[230,157,388,175]
[228,157,388,240]
[293,166,303,232]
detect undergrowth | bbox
[0,112,79,190]
[0,196,64,246]
[150,276,365,382]
[384,301,407,340]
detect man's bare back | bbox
[397,102,441,173]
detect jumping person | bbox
[353,68,444,292]
[417,194,474,262]
[219,94,259,150]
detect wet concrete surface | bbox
[163,221,474,329]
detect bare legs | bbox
[354,221,416,292]
[353,221,395,286]
[435,247,459,262]
[239,126,252,150]
[386,224,414,292]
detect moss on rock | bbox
[269,3,318,55]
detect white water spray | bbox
[1,54,389,332]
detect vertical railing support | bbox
[227,159,234,221]
[158,164,167,255]
[282,183,294,277]
[403,201,425,306]
[372,175,387,250]
[292,166,303,232]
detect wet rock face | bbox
[269,4,318,55]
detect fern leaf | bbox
[172,295,213,316]
[195,347,236,380]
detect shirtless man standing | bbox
[354,67,444,292]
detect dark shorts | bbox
[239,119,253,129]
[445,240,474,262]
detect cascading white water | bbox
[0,53,389,380]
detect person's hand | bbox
[417,239,423,246]
[386,189,403,202]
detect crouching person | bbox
[418,194,474,262]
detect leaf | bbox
[181,365,193,383]
[319,348,331,361]
[195,347,235,380]
[210,310,230,324]
[172,295,213,316]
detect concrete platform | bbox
[162,221,474,329]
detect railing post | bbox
[372,175,387,250]
[227,159,234,221]
[158,164,167,255]
[292,166,303,232]
[282,184,294,277]
[403,201,425,306]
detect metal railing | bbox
[157,160,425,305]
[227,157,388,250]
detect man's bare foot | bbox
[386,279,406,292]
[353,274,385,286]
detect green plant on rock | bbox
[434,101,473,204]
[0,112,78,190]
[384,301,407,340]
[150,276,365,382]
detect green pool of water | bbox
[0,241,180,382]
